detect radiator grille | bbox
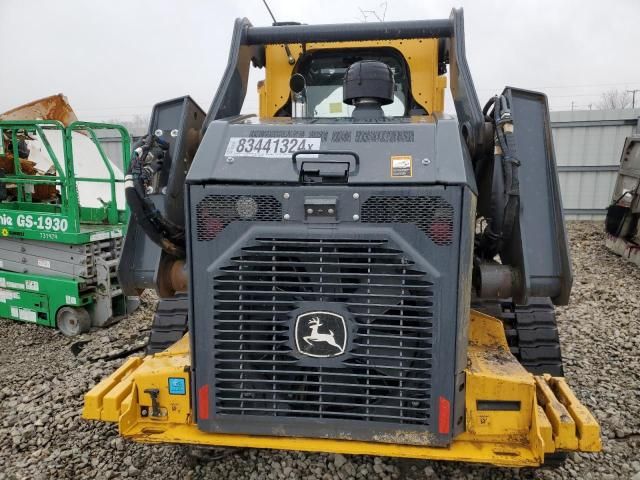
[196,195,282,241]
[212,237,434,425]
[361,196,454,246]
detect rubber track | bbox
[476,297,564,376]
[147,294,189,354]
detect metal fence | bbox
[551,108,640,220]
[97,109,640,220]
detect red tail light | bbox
[198,384,210,420]
[438,396,450,434]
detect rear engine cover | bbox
[188,185,470,446]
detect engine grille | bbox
[196,195,282,241]
[212,237,434,425]
[361,196,454,246]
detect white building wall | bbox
[551,108,640,220]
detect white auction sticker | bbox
[0,288,19,303]
[224,137,321,158]
[37,259,51,269]
[18,308,36,323]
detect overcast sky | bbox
[1,0,639,120]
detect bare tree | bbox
[597,89,632,109]
[357,2,388,22]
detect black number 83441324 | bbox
[230,137,319,157]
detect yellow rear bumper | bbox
[83,311,600,467]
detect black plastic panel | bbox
[501,88,572,305]
[188,184,468,447]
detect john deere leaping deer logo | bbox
[295,311,347,358]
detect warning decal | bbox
[390,155,413,178]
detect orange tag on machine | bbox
[390,155,413,178]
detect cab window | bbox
[294,49,410,118]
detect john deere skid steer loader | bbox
[84,9,600,467]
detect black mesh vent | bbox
[196,195,282,241]
[213,238,433,426]
[361,196,454,246]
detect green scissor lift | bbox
[0,119,133,336]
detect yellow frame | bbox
[84,311,600,468]
[258,39,446,118]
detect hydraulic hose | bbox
[495,96,520,244]
[477,94,521,259]
[124,135,186,258]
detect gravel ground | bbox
[0,221,638,480]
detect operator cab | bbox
[284,49,413,118]
[257,38,447,119]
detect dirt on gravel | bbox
[0,222,638,480]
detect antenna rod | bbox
[262,0,295,65]
[262,0,277,23]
